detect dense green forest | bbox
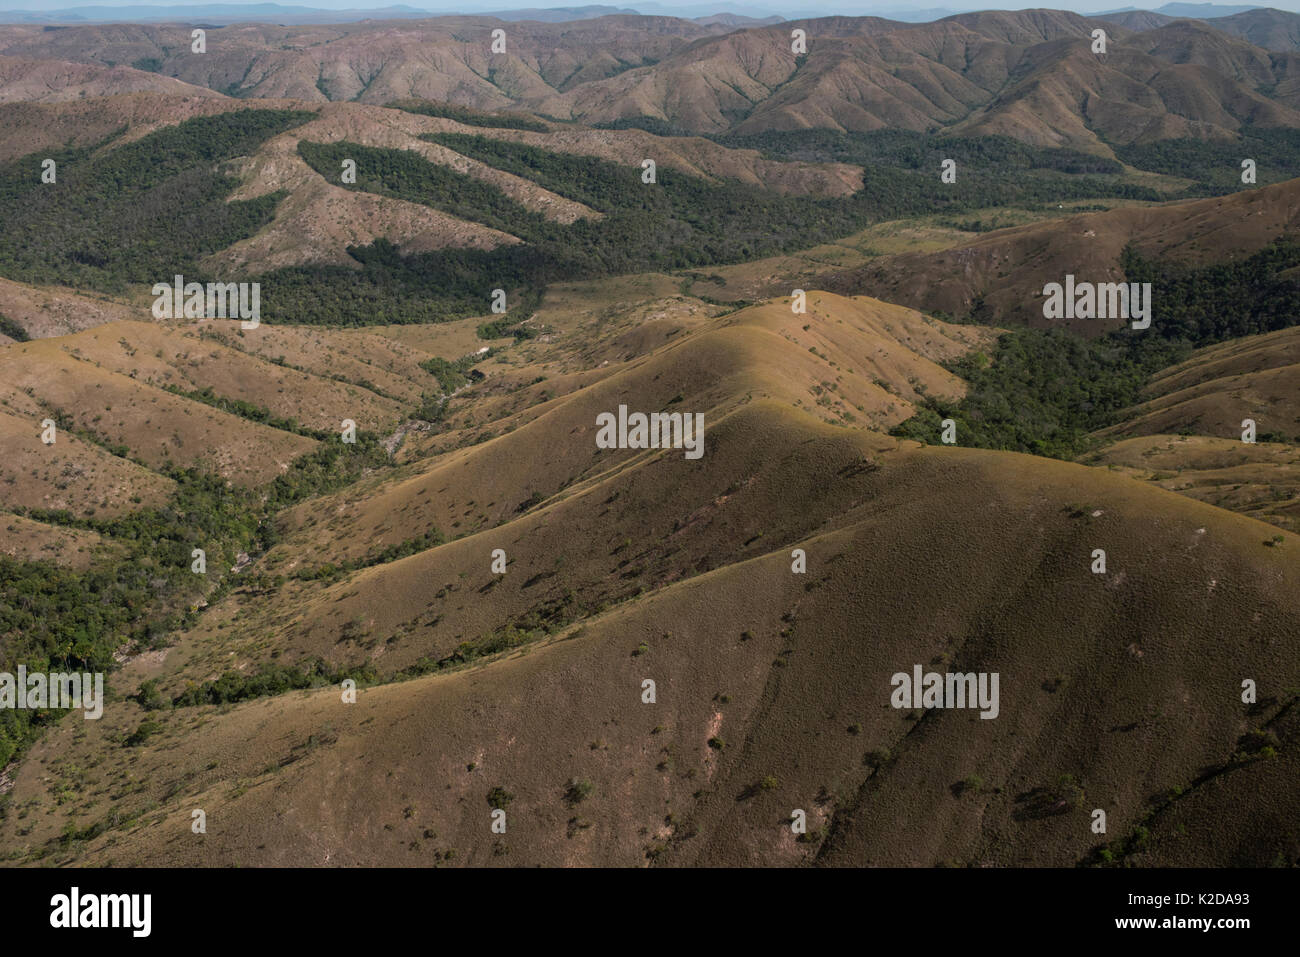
[278,137,870,325]
[0,312,29,342]
[891,239,1300,457]
[0,113,1178,327]
[386,99,550,132]
[420,350,495,392]
[718,128,1121,174]
[272,131,1169,327]
[593,116,694,137]
[719,126,1300,198]
[303,137,869,258]
[429,130,1160,218]
[0,432,391,768]
[167,658,379,708]
[0,110,314,293]
[1112,127,1300,196]
[713,128,1162,203]
[1121,237,1300,344]
[259,236,550,327]
[890,330,1190,458]
[300,140,570,242]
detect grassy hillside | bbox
[825,176,1300,330]
[0,57,1297,871]
[0,276,1293,867]
[0,309,477,769]
[4,414,1296,867]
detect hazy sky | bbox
[3,1,1298,17]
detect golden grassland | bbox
[1,281,1296,867]
[5,432,1297,867]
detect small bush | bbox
[564,778,594,805]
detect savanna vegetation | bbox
[275,131,1172,328]
[0,110,314,293]
[1113,127,1300,196]
[0,432,391,767]
[892,238,1300,457]
[387,99,550,132]
[0,115,1188,332]
[2,113,1292,769]
[0,313,29,342]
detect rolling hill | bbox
[0,9,1296,874]
[825,174,1300,332]
[3,288,1295,865]
[1084,324,1300,532]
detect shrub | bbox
[564,778,594,805]
[124,720,162,747]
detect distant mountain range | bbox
[0,5,645,25]
[1101,3,1264,17]
[0,3,1289,27]
[7,7,1300,152]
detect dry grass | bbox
[7,433,1297,867]
[0,251,1295,870]
[0,511,116,568]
